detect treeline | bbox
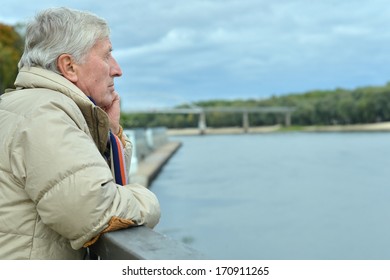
[121,84,390,128]
[0,23,24,94]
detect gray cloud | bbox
[2,0,390,108]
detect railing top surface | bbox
[90,226,207,260]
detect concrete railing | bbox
[94,127,204,259]
[89,226,206,260]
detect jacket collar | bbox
[14,67,109,154]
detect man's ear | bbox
[57,54,78,82]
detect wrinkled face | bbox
[74,38,122,108]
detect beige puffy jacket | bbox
[0,67,160,259]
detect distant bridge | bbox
[124,106,296,134]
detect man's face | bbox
[74,38,122,109]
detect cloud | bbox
[3,0,390,108]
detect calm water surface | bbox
[150,132,390,259]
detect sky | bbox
[2,0,390,111]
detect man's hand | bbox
[103,91,121,134]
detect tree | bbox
[0,23,24,94]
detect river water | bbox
[150,132,390,260]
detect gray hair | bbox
[18,7,110,73]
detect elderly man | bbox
[0,7,160,259]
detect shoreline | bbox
[167,122,390,136]
[301,122,390,132]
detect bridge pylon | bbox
[198,111,207,135]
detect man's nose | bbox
[111,57,122,77]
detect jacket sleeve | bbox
[11,97,160,250]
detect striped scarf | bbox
[87,96,128,185]
[109,131,128,185]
